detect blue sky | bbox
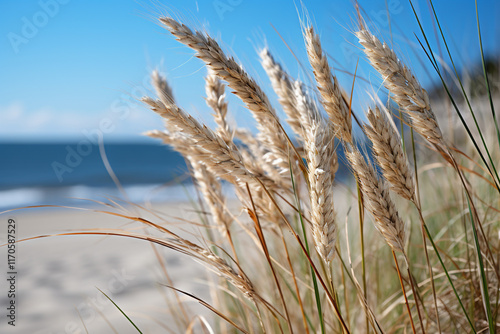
[0,0,498,142]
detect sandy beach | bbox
[0,175,360,334]
[0,201,217,334]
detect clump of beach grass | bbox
[18,3,500,333]
[141,9,499,331]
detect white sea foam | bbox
[0,182,236,210]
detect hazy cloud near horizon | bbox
[0,101,163,141]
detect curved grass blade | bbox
[422,224,477,333]
[426,0,500,190]
[96,288,143,334]
[161,285,250,334]
[475,0,500,150]
[289,161,326,334]
[466,197,494,333]
[408,0,500,193]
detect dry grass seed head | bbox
[142,98,276,191]
[345,145,406,252]
[295,80,338,263]
[151,69,175,105]
[356,26,445,151]
[204,72,232,144]
[159,17,293,179]
[305,26,353,143]
[190,158,232,237]
[177,237,256,300]
[364,106,416,202]
[260,48,305,142]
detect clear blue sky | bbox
[0,0,498,141]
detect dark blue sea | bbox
[0,142,192,209]
[0,141,353,210]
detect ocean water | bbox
[0,142,192,210]
[0,141,353,210]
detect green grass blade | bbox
[97,288,143,334]
[290,162,326,334]
[279,270,315,332]
[422,225,477,333]
[356,181,370,333]
[475,0,500,150]
[466,197,494,333]
[425,0,500,192]
[408,0,500,194]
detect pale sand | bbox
[0,201,218,334]
[0,188,357,334]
